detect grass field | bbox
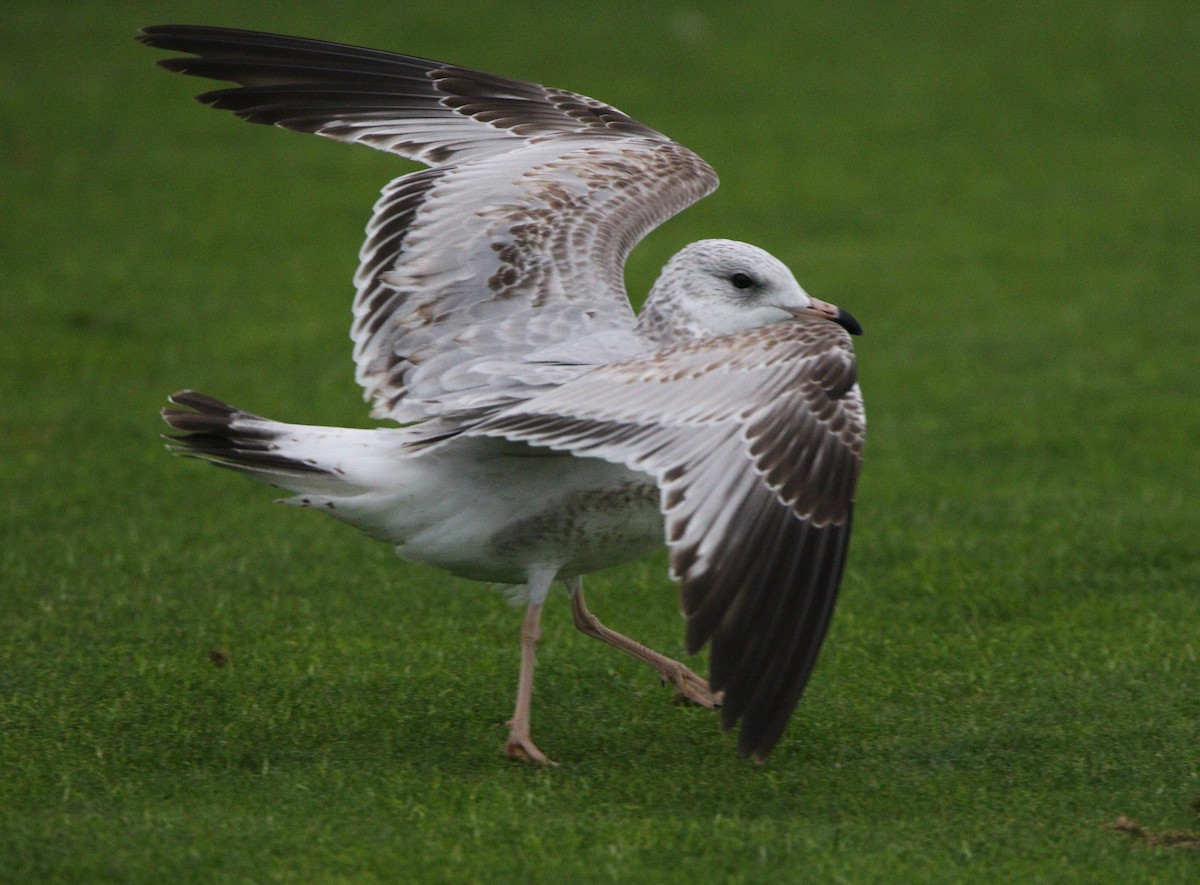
[3,0,1198,881]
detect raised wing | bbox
[138,26,718,423]
[468,320,866,760]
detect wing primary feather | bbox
[705,489,805,700]
[736,513,852,760]
[711,517,821,726]
[728,522,840,756]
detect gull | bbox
[140,25,866,764]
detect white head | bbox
[636,239,860,345]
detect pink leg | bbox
[568,579,722,709]
[505,600,558,766]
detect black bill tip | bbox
[836,307,862,336]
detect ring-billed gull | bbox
[140,25,866,764]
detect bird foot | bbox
[661,663,723,709]
[504,725,558,767]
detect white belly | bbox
[313,436,663,584]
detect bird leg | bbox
[568,580,723,710]
[505,600,558,766]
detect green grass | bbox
[3,0,1198,880]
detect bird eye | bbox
[730,272,755,289]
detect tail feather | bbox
[162,390,443,548]
[162,389,330,480]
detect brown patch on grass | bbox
[208,648,231,667]
[1105,804,1200,851]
